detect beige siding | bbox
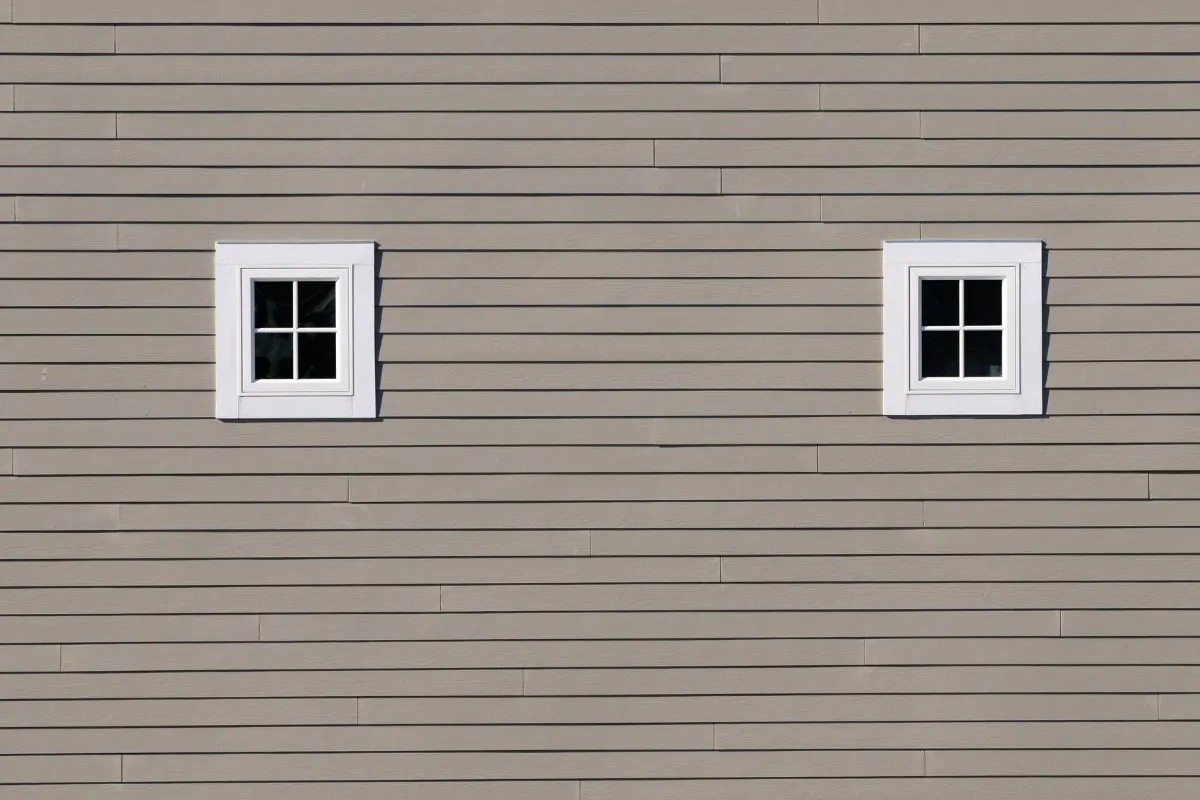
[0,3,1196,798]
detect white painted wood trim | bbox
[213,240,378,421]
[883,239,1045,418]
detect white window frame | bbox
[215,240,377,420]
[883,239,1044,418]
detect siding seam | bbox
[111,24,119,54]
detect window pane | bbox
[298,281,337,328]
[254,332,293,380]
[298,332,337,379]
[965,279,1003,326]
[253,281,293,329]
[920,279,959,327]
[965,331,1004,378]
[921,331,960,378]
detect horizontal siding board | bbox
[121,751,923,782]
[524,665,1200,695]
[0,280,205,307]
[826,195,1200,223]
[590,528,1200,556]
[0,55,721,84]
[18,84,821,112]
[0,140,655,167]
[1150,474,1200,499]
[718,721,1200,750]
[820,0,1200,23]
[14,446,818,478]
[926,749,1200,777]
[364,695,1157,725]
[0,725,712,754]
[384,307,882,334]
[923,24,1200,54]
[1049,334,1200,362]
[380,279,877,306]
[0,587,442,615]
[726,55,1200,84]
[0,505,117,532]
[0,669,519,699]
[13,416,1200,448]
[62,639,863,671]
[1050,251,1200,278]
[924,500,1200,528]
[725,167,1200,195]
[0,615,258,644]
[0,337,209,363]
[0,531,590,559]
[867,638,1200,666]
[0,648,59,673]
[261,610,1058,642]
[378,363,881,391]
[442,583,1200,612]
[1051,362,1200,389]
[116,24,917,55]
[0,389,211,419]
[1051,307,1200,334]
[378,390,879,418]
[661,140,1200,168]
[0,557,721,588]
[0,224,115,250]
[24,196,825,224]
[1064,612,1200,638]
[821,444,1200,473]
[824,83,1200,111]
[0,756,118,784]
[722,555,1200,583]
[0,113,112,139]
[583,779,1200,800]
[0,364,209,391]
[924,111,1200,139]
[378,251,881,279]
[118,223,916,252]
[654,416,1200,447]
[17,0,821,23]
[348,473,1146,503]
[0,785,577,800]
[116,111,916,140]
[0,699,356,727]
[5,167,721,197]
[0,308,211,335]
[0,25,113,54]
[0,476,348,504]
[114,501,925,531]
[0,419,658,447]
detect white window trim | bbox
[883,239,1044,418]
[215,240,377,420]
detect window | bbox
[215,241,377,420]
[883,240,1044,417]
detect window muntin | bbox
[919,278,1005,380]
[252,280,339,382]
[238,266,350,398]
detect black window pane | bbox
[298,281,336,328]
[921,279,959,327]
[298,332,337,379]
[965,331,1004,378]
[921,331,960,378]
[965,279,1003,326]
[254,332,293,380]
[253,281,293,328]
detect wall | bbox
[2,1,1200,797]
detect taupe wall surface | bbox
[2,1,1200,797]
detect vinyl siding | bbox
[0,4,1198,799]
